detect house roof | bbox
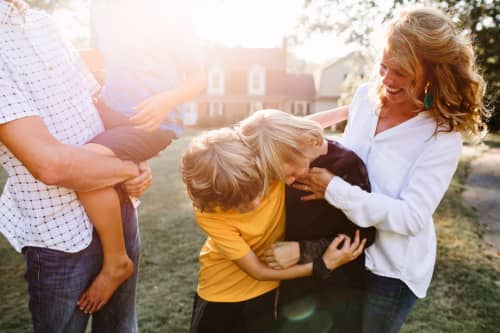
[320,51,364,74]
[206,47,286,71]
[287,73,315,99]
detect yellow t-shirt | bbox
[195,182,285,302]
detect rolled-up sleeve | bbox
[196,213,250,260]
[46,18,100,97]
[0,60,39,124]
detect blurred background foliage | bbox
[27,0,498,130]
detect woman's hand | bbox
[322,230,366,270]
[123,162,152,197]
[130,92,175,132]
[261,241,300,270]
[293,167,335,201]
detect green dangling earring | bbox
[423,81,433,110]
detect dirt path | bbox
[462,147,500,257]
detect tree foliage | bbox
[298,0,499,131]
[435,0,499,130]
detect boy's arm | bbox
[130,67,207,131]
[235,250,312,281]
[0,116,139,192]
[259,239,332,268]
[235,234,364,281]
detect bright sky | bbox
[53,0,352,65]
[190,0,352,63]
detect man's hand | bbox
[322,230,366,270]
[123,162,152,197]
[293,167,335,201]
[261,241,300,270]
[130,92,174,132]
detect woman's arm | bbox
[306,105,349,129]
[298,135,462,236]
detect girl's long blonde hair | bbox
[379,6,490,138]
[238,109,323,188]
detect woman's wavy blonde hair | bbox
[238,109,324,188]
[378,6,490,138]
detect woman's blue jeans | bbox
[362,271,417,333]
[23,201,140,333]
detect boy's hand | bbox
[261,241,300,270]
[131,92,175,132]
[123,162,152,197]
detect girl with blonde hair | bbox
[264,6,490,332]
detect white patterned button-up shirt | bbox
[0,1,104,253]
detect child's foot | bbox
[77,256,134,314]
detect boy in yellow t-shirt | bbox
[182,112,365,333]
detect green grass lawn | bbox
[0,131,499,332]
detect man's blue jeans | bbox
[362,271,417,333]
[23,201,140,333]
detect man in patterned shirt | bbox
[0,1,151,331]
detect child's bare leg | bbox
[76,143,134,313]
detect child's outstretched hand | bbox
[131,92,174,132]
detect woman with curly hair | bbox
[265,6,490,332]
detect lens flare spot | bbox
[279,309,333,333]
[281,296,317,321]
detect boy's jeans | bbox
[23,201,140,333]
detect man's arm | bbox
[0,116,139,191]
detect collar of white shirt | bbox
[0,0,27,25]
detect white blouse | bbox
[325,83,462,298]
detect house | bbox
[314,51,367,113]
[185,42,316,128]
[79,45,316,129]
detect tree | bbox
[296,0,499,131]
[433,0,499,130]
[292,0,392,117]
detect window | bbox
[248,65,265,96]
[183,102,198,126]
[248,101,264,114]
[293,101,308,115]
[208,65,224,95]
[209,102,224,117]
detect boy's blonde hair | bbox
[181,128,264,212]
[238,109,323,186]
